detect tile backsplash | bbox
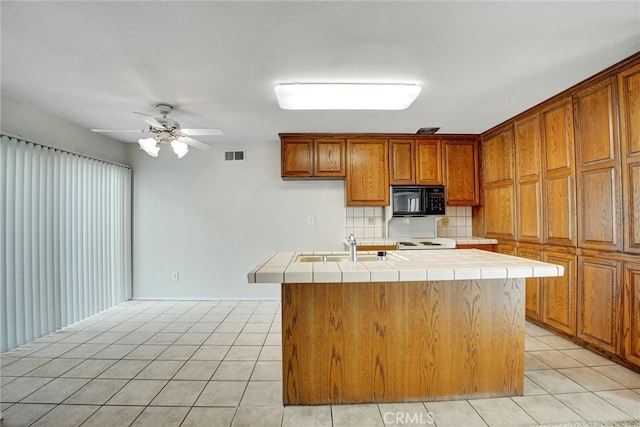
[437,206,473,237]
[345,206,472,239]
[345,207,385,239]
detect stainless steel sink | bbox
[295,254,393,263]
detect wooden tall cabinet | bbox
[515,113,543,243]
[518,246,543,321]
[577,255,623,355]
[346,138,389,206]
[618,62,640,254]
[574,78,622,252]
[482,126,515,239]
[542,251,577,335]
[443,139,479,205]
[541,97,577,247]
[624,263,640,366]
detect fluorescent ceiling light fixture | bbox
[274,83,421,110]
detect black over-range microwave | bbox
[391,185,446,216]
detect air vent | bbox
[416,127,440,134]
[224,150,245,161]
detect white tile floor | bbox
[1,300,639,427]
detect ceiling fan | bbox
[91,104,223,158]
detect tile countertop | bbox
[247,249,563,284]
[356,237,498,246]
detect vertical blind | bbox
[0,135,132,352]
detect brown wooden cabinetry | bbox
[346,138,389,206]
[281,136,313,178]
[574,78,622,252]
[515,113,543,243]
[389,139,415,184]
[624,262,640,367]
[483,127,515,239]
[541,97,577,247]
[389,138,443,186]
[281,135,346,178]
[577,255,622,355]
[518,246,543,321]
[443,139,479,205]
[618,62,640,254]
[542,251,576,335]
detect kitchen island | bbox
[248,250,564,405]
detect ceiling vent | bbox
[416,127,440,134]
[225,150,245,161]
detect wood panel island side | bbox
[248,250,564,405]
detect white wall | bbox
[129,141,347,299]
[2,96,349,299]
[1,96,128,165]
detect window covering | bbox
[0,135,132,352]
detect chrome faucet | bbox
[346,233,358,262]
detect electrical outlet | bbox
[441,217,450,226]
[172,271,179,281]
[367,217,375,225]
[308,216,315,225]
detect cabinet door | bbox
[624,263,640,367]
[618,63,640,254]
[346,138,390,206]
[574,78,622,252]
[281,137,313,178]
[315,138,346,178]
[443,140,478,205]
[416,139,443,185]
[483,128,515,238]
[515,113,543,243]
[518,247,543,321]
[542,251,576,335]
[577,256,622,355]
[541,97,577,246]
[389,139,415,184]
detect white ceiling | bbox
[2,1,639,146]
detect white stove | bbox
[386,216,456,250]
[396,237,456,250]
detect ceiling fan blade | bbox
[178,136,211,150]
[133,112,164,129]
[181,128,224,136]
[91,129,148,133]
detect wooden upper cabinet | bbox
[389,139,415,184]
[281,137,313,178]
[574,78,622,252]
[346,138,389,206]
[618,62,640,254]
[515,113,543,243]
[389,138,442,185]
[281,135,345,178]
[443,139,479,205]
[315,138,346,177]
[416,139,443,185]
[541,97,577,247]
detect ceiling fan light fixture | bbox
[274,83,421,110]
[139,137,160,157]
[171,139,189,159]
